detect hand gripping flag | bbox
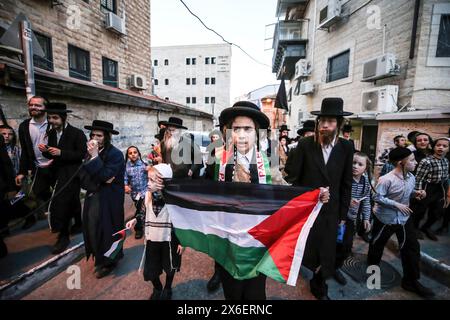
[104,228,127,259]
[163,179,323,286]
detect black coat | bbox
[0,136,16,199]
[42,124,87,231]
[18,119,50,175]
[285,136,353,278]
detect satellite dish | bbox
[0,13,45,57]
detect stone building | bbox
[271,0,449,166]
[0,0,212,154]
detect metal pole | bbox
[19,20,36,101]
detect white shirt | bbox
[321,136,337,165]
[236,147,254,171]
[29,118,52,168]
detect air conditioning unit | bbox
[318,0,342,30]
[361,85,399,113]
[130,74,147,90]
[105,12,126,35]
[300,81,314,95]
[361,53,400,82]
[294,59,311,79]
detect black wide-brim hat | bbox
[342,124,354,132]
[311,97,353,117]
[219,101,270,129]
[84,120,119,135]
[389,147,412,162]
[43,102,72,114]
[297,120,316,136]
[159,117,188,130]
[279,125,290,132]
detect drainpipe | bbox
[409,0,420,59]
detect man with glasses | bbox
[16,96,53,227]
[286,98,353,300]
[39,103,87,254]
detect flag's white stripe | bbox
[287,201,323,286]
[166,204,268,248]
[104,239,121,257]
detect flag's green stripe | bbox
[175,228,285,282]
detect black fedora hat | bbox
[311,98,353,117]
[219,101,270,129]
[297,120,316,136]
[279,124,290,132]
[84,120,119,135]
[342,124,354,133]
[43,102,72,114]
[159,117,188,130]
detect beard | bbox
[29,109,45,118]
[319,129,337,145]
[162,130,182,162]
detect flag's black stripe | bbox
[162,179,313,215]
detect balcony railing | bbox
[272,20,308,79]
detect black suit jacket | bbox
[18,118,50,175]
[0,136,16,198]
[42,123,87,190]
[285,136,353,277]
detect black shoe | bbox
[161,288,172,300]
[51,235,70,254]
[421,228,438,241]
[310,278,329,300]
[206,272,221,292]
[70,224,83,235]
[134,229,143,239]
[0,238,7,259]
[149,289,162,300]
[95,265,115,279]
[401,279,435,299]
[416,229,425,240]
[435,226,449,235]
[21,215,36,230]
[333,269,347,286]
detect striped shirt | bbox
[415,155,449,190]
[347,174,372,222]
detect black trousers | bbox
[335,218,355,269]
[31,167,53,213]
[367,216,420,281]
[216,264,266,300]
[411,183,446,230]
[50,183,81,235]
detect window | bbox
[211,97,216,104]
[165,79,169,85]
[186,97,191,104]
[186,58,191,65]
[205,97,210,104]
[102,57,118,87]
[211,77,216,85]
[164,59,169,65]
[327,49,350,83]
[154,79,158,85]
[192,97,197,104]
[205,57,210,64]
[192,78,196,85]
[205,77,210,85]
[211,57,216,64]
[186,78,190,85]
[154,60,158,66]
[100,0,116,13]
[294,79,301,95]
[436,14,450,57]
[68,44,90,81]
[33,32,53,71]
[192,58,196,65]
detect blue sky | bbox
[151,0,279,101]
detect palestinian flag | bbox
[104,229,126,259]
[163,179,323,286]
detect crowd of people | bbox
[0,95,449,301]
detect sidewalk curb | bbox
[0,242,85,300]
[386,238,450,288]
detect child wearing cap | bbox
[367,147,434,299]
